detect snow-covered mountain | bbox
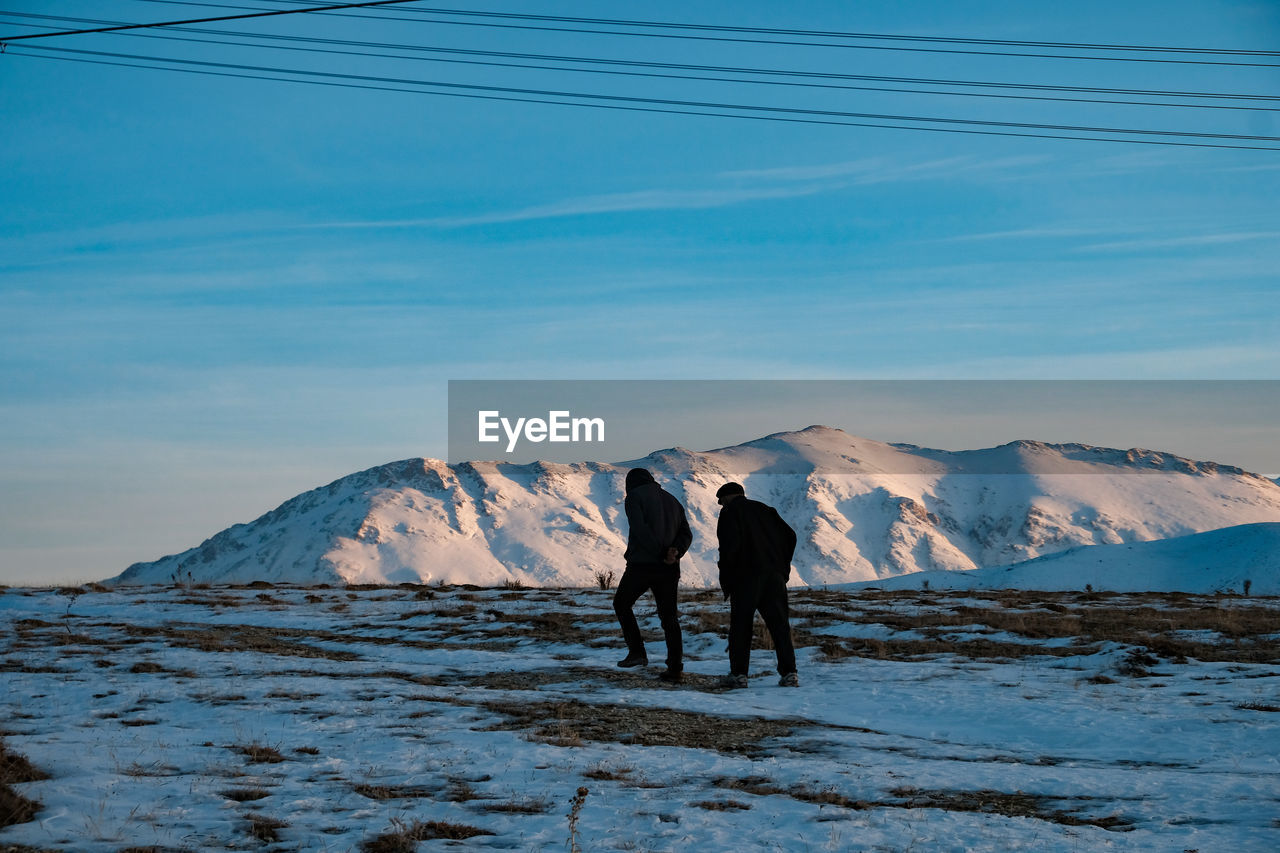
[849,522,1280,595]
[111,426,1280,588]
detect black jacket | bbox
[717,497,796,591]
[623,477,693,567]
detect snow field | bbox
[2,584,1278,851]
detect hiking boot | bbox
[779,672,800,688]
[719,674,749,690]
[658,669,683,684]
[617,654,648,668]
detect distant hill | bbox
[111,426,1280,588]
[850,522,1280,595]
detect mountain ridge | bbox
[111,427,1280,588]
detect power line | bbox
[0,0,426,42]
[4,3,1274,152]
[3,10,1277,112]
[167,0,1280,68]
[174,0,1280,58]
[9,43,1279,151]
[13,47,1278,152]
[100,32,1280,114]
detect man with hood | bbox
[613,467,693,683]
[715,481,799,688]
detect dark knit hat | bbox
[715,482,745,499]
[625,467,656,492]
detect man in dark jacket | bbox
[715,481,799,688]
[613,467,693,683]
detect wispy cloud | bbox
[316,184,825,229]
[718,157,886,182]
[1214,162,1280,174]
[313,153,1052,231]
[721,154,1048,185]
[938,226,1123,244]
[1062,149,1197,178]
[0,211,301,255]
[1077,231,1280,254]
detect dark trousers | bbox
[613,563,682,672]
[728,574,796,676]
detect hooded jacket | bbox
[717,497,797,591]
[622,468,693,567]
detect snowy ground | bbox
[2,583,1279,852]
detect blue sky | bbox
[2,1,1278,584]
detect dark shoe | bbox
[617,654,648,668]
[779,672,800,687]
[719,674,749,690]
[658,669,683,684]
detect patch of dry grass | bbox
[817,635,1095,663]
[0,739,47,829]
[461,668,584,691]
[124,623,363,662]
[361,818,494,852]
[582,762,634,782]
[787,590,1280,664]
[432,604,479,619]
[712,775,788,797]
[122,761,182,778]
[264,689,323,701]
[887,787,1134,831]
[484,700,794,754]
[245,812,289,842]
[692,799,751,811]
[234,743,287,764]
[222,787,271,802]
[128,662,166,674]
[1236,701,1280,712]
[478,796,551,814]
[714,774,1133,830]
[485,609,612,646]
[351,782,439,800]
[445,776,489,801]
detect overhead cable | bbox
[2,10,1276,112]
[166,0,1280,68]
[0,0,426,42]
[220,0,1280,58]
[9,43,1279,151]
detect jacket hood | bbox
[625,467,656,493]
